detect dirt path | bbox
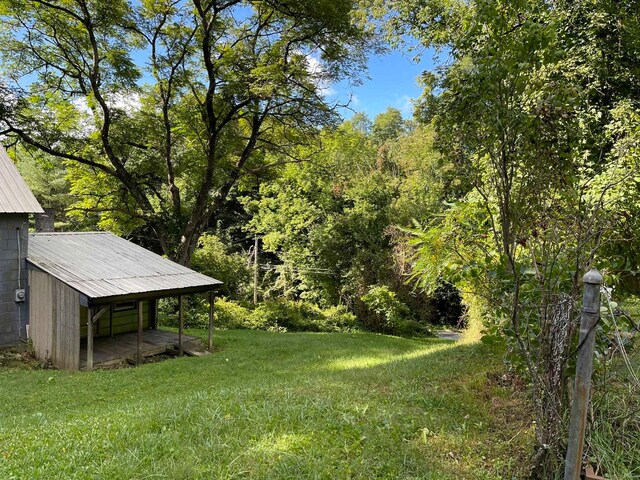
[436,330,462,341]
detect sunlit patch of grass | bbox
[0,330,532,479]
[252,432,313,456]
[327,341,454,370]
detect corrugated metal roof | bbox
[0,144,44,214]
[28,232,222,301]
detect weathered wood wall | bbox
[29,269,80,370]
[29,269,53,361]
[79,302,149,338]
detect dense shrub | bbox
[214,298,252,329]
[322,305,358,330]
[361,285,433,337]
[158,296,251,330]
[191,234,251,299]
[161,293,430,337]
[160,297,358,333]
[396,319,432,337]
[250,300,322,331]
[361,285,411,332]
[249,300,357,332]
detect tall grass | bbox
[588,336,640,479]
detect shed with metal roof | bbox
[27,232,222,370]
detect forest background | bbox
[0,0,639,477]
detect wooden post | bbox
[564,268,603,480]
[137,301,143,365]
[109,304,113,337]
[149,299,158,330]
[253,234,258,304]
[178,295,184,356]
[208,291,215,351]
[86,307,94,371]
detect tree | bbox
[247,112,453,330]
[371,107,406,144]
[0,0,371,264]
[383,0,640,476]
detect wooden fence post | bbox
[208,291,215,352]
[178,295,184,356]
[564,268,603,480]
[87,307,93,371]
[137,301,143,365]
[253,234,259,305]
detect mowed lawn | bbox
[0,330,533,479]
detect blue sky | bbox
[331,47,439,121]
[127,44,436,122]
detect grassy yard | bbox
[0,330,533,479]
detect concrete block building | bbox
[0,144,44,345]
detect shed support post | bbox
[178,295,184,356]
[208,291,215,351]
[149,299,157,330]
[87,307,94,371]
[137,301,143,365]
[109,304,113,337]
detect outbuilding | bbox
[0,144,222,370]
[28,232,222,370]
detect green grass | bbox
[0,330,533,479]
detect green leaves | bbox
[382,0,640,471]
[0,0,372,261]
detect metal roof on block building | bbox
[0,144,44,214]
[28,232,222,304]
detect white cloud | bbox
[395,95,414,118]
[72,91,141,116]
[111,91,141,113]
[306,55,323,75]
[72,96,92,116]
[305,54,336,98]
[70,91,141,136]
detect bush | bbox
[191,234,251,299]
[322,305,358,330]
[160,296,359,333]
[361,285,434,337]
[215,298,252,329]
[158,296,252,330]
[395,319,432,337]
[162,290,435,336]
[361,285,412,332]
[248,300,357,333]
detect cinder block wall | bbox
[0,214,29,346]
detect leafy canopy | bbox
[0,0,372,263]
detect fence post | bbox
[564,268,603,480]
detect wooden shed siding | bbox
[29,270,80,370]
[29,270,54,361]
[54,277,80,370]
[79,302,149,338]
